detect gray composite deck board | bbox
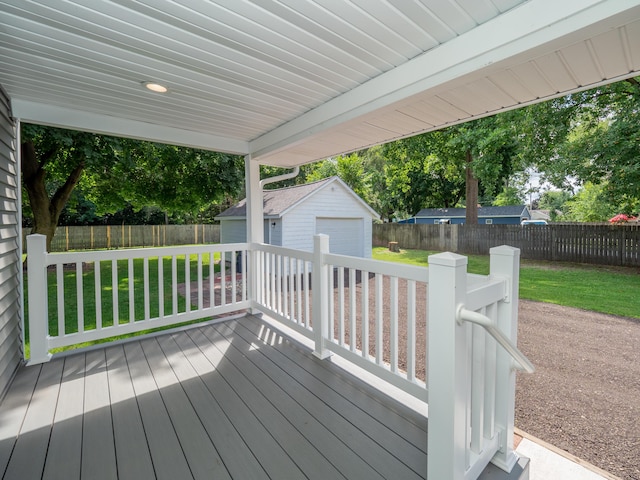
[82,349,118,480]
[209,321,424,479]
[172,327,307,479]
[198,323,381,480]
[122,341,194,480]
[239,315,428,448]
[155,334,269,479]
[3,360,63,480]
[138,337,232,480]
[230,317,428,456]
[186,327,346,480]
[0,315,428,480]
[43,353,85,480]
[0,363,40,472]
[105,345,156,480]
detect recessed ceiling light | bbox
[142,81,168,93]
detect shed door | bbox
[316,218,363,257]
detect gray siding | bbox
[219,219,247,244]
[0,86,22,398]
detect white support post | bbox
[427,252,469,480]
[245,155,262,312]
[489,245,521,472]
[312,234,331,359]
[26,234,52,364]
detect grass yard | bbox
[373,247,640,320]
[24,252,221,356]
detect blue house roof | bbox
[415,205,530,219]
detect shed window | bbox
[485,219,493,224]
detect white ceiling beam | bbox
[12,100,250,154]
[249,0,640,161]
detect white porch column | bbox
[489,245,521,472]
[245,155,263,311]
[427,252,468,480]
[26,234,52,364]
[244,155,263,245]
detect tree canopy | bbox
[21,124,244,249]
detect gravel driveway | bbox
[516,300,640,480]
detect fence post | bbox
[26,234,52,365]
[312,234,331,359]
[427,252,468,480]
[489,245,521,472]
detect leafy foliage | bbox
[21,124,245,248]
[562,182,617,222]
[540,78,640,213]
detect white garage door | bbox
[316,218,363,257]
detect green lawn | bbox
[373,247,640,319]
[24,253,221,356]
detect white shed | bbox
[216,176,379,258]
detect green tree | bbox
[492,186,524,206]
[534,78,640,212]
[538,190,572,221]
[21,125,123,249]
[21,124,244,250]
[305,154,367,199]
[564,182,617,222]
[380,114,523,221]
[381,132,466,217]
[360,146,396,222]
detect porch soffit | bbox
[2,0,640,166]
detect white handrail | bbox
[456,305,535,373]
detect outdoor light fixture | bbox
[142,81,168,93]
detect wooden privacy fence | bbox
[22,224,221,252]
[374,223,640,267]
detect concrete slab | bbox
[516,438,620,480]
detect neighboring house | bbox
[414,205,531,225]
[530,209,553,222]
[216,176,379,258]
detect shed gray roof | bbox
[415,205,529,218]
[216,176,378,219]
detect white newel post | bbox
[489,245,521,472]
[26,234,52,364]
[312,234,331,359]
[427,252,469,480]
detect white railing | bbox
[253,237,530,480]
[26,234,249,363]
[252,236,429,399]
[427,246,529,480]
[252,243,314,339]
[27,233,531,480]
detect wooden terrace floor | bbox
[0,315,427,480]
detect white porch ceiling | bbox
[1,0,640,166]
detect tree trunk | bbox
[465,149,479,225]
[21,141,85,251]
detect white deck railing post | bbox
[26,234,52,364]
[489,245,521,472]
[427,252,469,480]
[312,234,331,359]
